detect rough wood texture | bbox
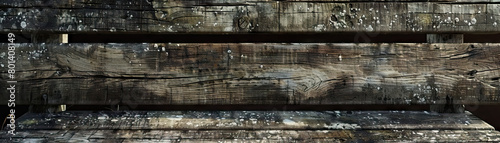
[1,0,499,33]
[2,111,500,142]
[1,43,500,105]
[3,130,500,142]
[13,111,494,130]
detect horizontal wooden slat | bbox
[1,0,499,33]
[2,0,497,8]
[1,43,499,105]
[2,111,499,142]
[13,111,494,130]
[2,130,500,142]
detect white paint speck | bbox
[20,21,26,28]
[259,65,263,68]
[314,24,325,32]
[366,25,374,31]
[282,119,299,126]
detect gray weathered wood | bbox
[1,0,499,33]
[1,43,500,105]
[2,129,500,142]
[13,111,494,130]
[2,111,500,142]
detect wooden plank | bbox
[13,111,494,130]
[1,0,496,9]
[1,0,496,8]
[1,43,500,105]
[2,129,500,142]
[1,1,499,33]
[2,111,499,142]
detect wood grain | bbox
[1,0,499,33]
[1,43,499,105]
[3,130,500,142]
[14,111,494,130]
[2,111,500,142]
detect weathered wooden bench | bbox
[1,0,500,142]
